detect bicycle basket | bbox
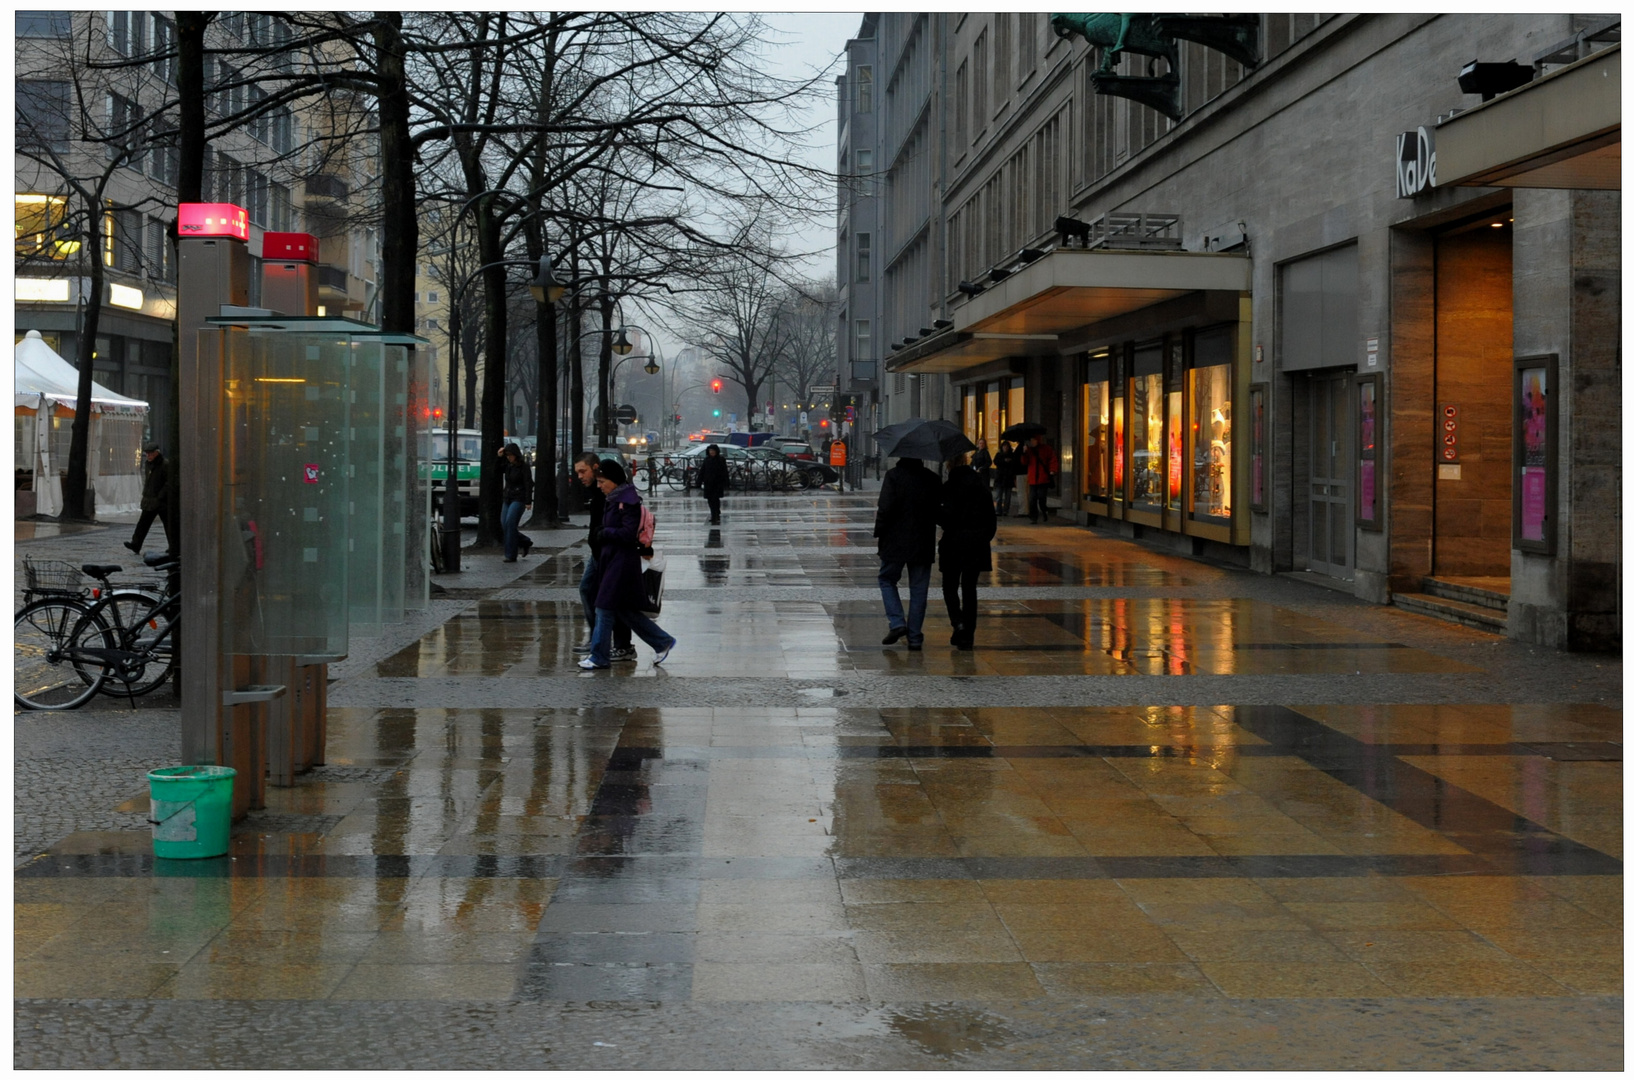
[22,558,87,595]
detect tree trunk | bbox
[569,289,585,458]
[61,194,107,522]
[166,12,210,544]
[474,206,508,547]
[596,295,615,447]
[373,12,416,336]
[527,288,560,527]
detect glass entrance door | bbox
[1307,372,1352,579]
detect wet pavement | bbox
[14,492,1623,1068]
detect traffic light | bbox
[712,409,721,418]
[819,418,829,429]
[711,378,723,394]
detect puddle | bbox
[886,1005,1014,1059]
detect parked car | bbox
[420,428,482,515]
[773,440,817,462]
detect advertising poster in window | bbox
[1083,380,1109,499]
[1188,365,1231,522]
[1356,375,1379,528]
[1111,395,1124,497]
[1166,390,1182,510]
[1518,365,1548,542]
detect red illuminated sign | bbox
[177,203,249,242]
[262,232,318,263]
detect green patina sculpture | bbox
[1049,14,1174,74]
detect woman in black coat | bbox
[938,453,998,650]
[580,458,676,670]
[500,443,534,562]
[698,443,728,524]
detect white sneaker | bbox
[653,641,675,665]
[610,647,637,663]
[577,657,608,670]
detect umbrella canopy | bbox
[999,420,1047,443]
[872,417,976,461]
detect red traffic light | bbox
[710,379,722,394]
[819,418,829,428]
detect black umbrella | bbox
[999,420,1047,443]
[872,417,976,461]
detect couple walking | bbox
[874,452,996,651]
[572,453,675,670]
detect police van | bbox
[420,428,482,516]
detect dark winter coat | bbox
[874,459,942,566]
[937,464,998,573]
[992,446,1021,490]
[594,484,649,610]
[586,484,609,557]
[502,459,533,503]
[698,451,728,497]
[139,454,168,513]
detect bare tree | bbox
[774,278,840,413]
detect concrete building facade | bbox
[844,13,1620,650]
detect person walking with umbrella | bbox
[870,418,969,651]
[699,443,728,525]
[938,450,997,650]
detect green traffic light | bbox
[712,409,721,417]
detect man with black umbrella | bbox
[873,456,942,651]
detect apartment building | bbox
[843,13,1619,650]
[14,10,380,442]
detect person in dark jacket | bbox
[500,443,535,562]
[580,458,676,670]
[970,438,993,491]
[938,453,998,650]
[574,453,632,659]
[873,456,942,650]
[125,442,174,554]
[992,440,1021,517]
[698,443,728,524]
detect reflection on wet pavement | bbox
[15,491,1621,1064]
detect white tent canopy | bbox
[15,329,150,517]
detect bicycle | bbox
[14,554,180,710]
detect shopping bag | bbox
[639,551,666,614]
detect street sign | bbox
[611,403,639,423]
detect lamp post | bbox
[440,254,563,573]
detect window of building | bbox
[955,61,968,151]
[16,10,69,37]
[855,65,873,113]
[993,14,1011,106]
[973,31,988,131]
[111,207,143,272]
[1018,12,1037,79]
[246,169,270,227]
[109,95,147,172]
[427,291,438,303]
[1278,244,1358,371]
[15,195,74,260]
[855,232,871,284]
[17,80,70,151]
[270,182,293,231]
[856,148,872,174]
[1082,353,1111,500]
[1189,326,1234,522]
[147,216,173,282]
[151,15,176,83]
[855,319,871,361]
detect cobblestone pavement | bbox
[14,491,1622,1069]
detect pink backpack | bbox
[638,504,656,548]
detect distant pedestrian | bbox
[646,453,659,495]
[874,456,941,651]
[992,440,1021,517]
[1022,434,1058,523]
[970,438,993,490]
[579,457,676,670]
[938,452,997,650]
[124,442,173,554]
[699,443,728,524]
[499,443,534,562]
[573,452,633,660]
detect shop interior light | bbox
[108,283,143,309]
[16,278,70,302]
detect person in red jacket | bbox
[1021,434,1058,523]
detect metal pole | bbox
[441,295,461,572]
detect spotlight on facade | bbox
[986,265,1011,283]
[1456,59,1533,102]
[957,281,984,296]
[933,318,952,329]
[1017,247,1046,263]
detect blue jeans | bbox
[502,499,526,559]
[579,553,631,647]
[590,607,674,666]
[878,560,931,646]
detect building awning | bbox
[1435,44,1620,190]
[886,247,1251,374]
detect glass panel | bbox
[1131,371,1162,511]
[1357,379,1376,524]
[1166,390,1182,510]
[1189,363,1232,521]
[1007,385,1025,434]
[379,345,408,626]
[1083,380,1109,498]
[1518,365,1548,542]
[984,383,1001,447]
[1250,387,1266,509]
[963,390,979,444]
[347,339,384,636]
[217,328,350,661]
[405,344,431,610]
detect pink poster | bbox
[1359,460,1375,521]
[1521,467,1547,541]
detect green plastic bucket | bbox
[147,766,236,859]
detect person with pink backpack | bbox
[579,457,676,670]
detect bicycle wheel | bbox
[664,465,688,491]
[14,597,110,710]
[95,591,176,696]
